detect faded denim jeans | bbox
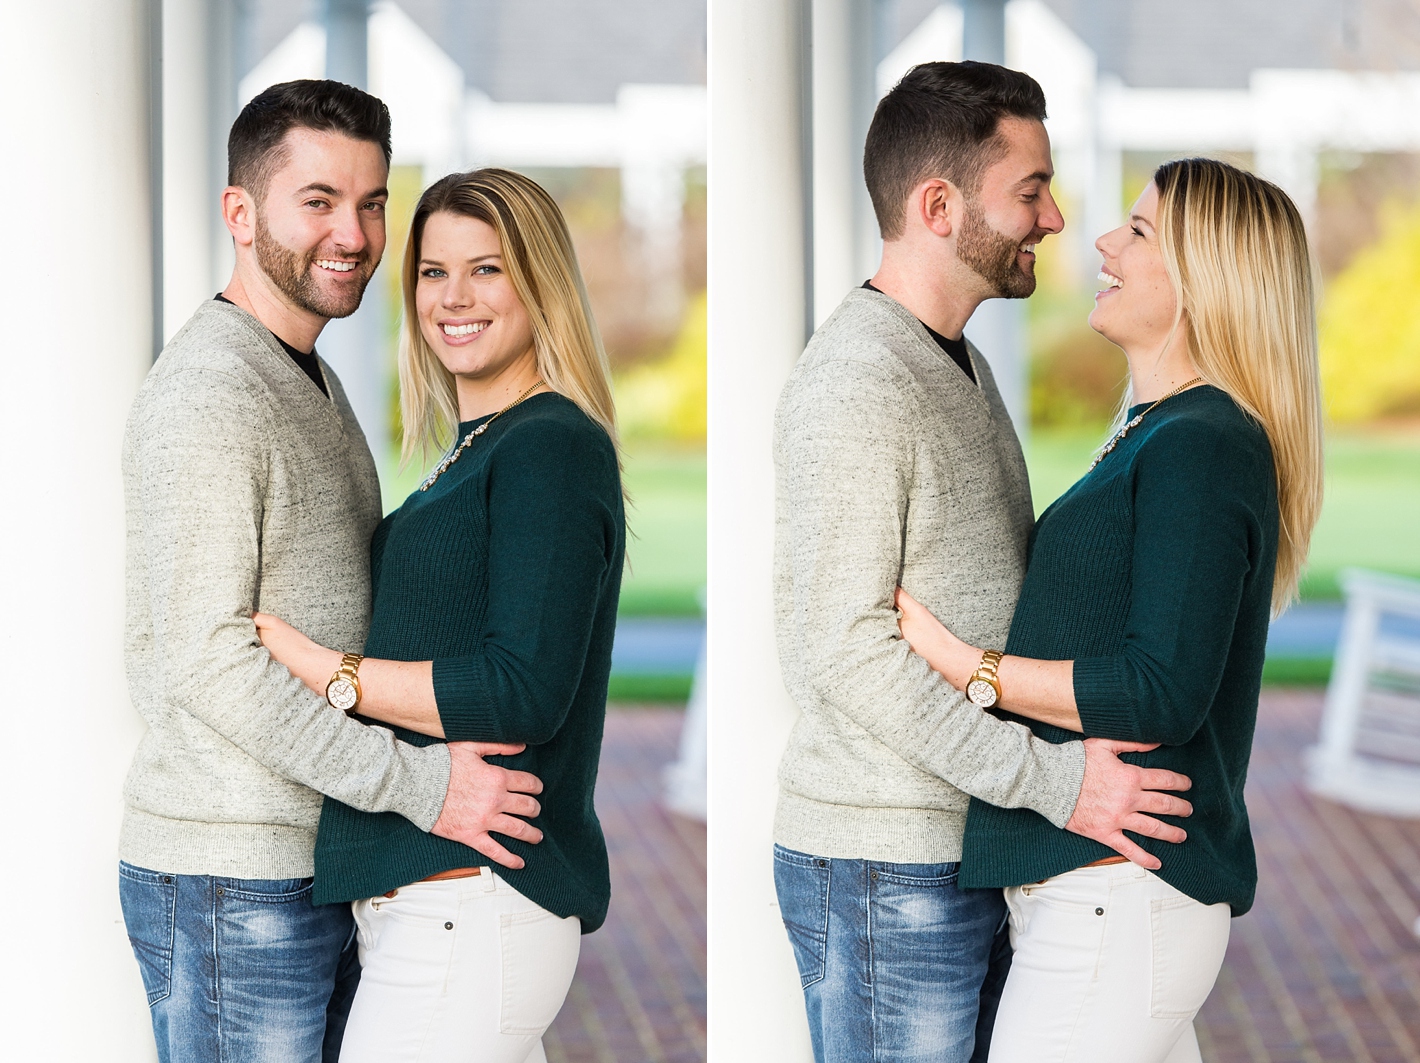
[774,844,1011,1063]
[118,861,360,1063]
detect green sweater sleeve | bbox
[1072,417,1272,745]
[430,418,619,744]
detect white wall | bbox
[0,1,161,1057]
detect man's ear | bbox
[913,178,957,239]
[222,186,256,247]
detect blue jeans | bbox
[118,862,360,1063]
[774,844,1011,1063]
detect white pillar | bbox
[812,0,878,326]
[706,0,814,1059]
[0,1,160,1056]
[163,0,230,340]
[962,0,1029,440]
[319,0,392,471]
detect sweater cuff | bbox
[431,656,502,741]
[1033,739,1087,829]
[388,742,451,832]
[1073,656,1137,740]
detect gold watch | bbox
[966,649,1005,708]
[325,652,364,715]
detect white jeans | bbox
[988,862,1231,1063]
[339,871,582,1063]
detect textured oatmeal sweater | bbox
[772,286,1086,863]
[119,299,451,879]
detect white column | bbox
[0,1,160,1057]
[706,0,814,1059]
[812,0,878,326]
[320,0,392,470]
[163,0,225,340]
[962,0,1029,439]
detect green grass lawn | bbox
[379,440,706,617]
[1025,426,1420,601]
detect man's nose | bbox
[1038,188,1065,235]
[330,204,367,253]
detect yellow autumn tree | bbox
[1319,200,1420,422]
[615,292,708,442]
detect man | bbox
[118,80,542,1062]
[772,62,1194,1062]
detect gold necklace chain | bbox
[419,379,545,491]
[1088,376,1204,472]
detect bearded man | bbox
[118,80,542,1063]
[771,61,1192,1063]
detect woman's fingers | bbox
[1097,739,1161,755]
[464,741,526,758]
[1136,765,1192,794]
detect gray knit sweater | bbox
[119,299,451,879]
[773,287,1086,863]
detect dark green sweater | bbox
[960,386,1277,915]
[312,393,625,931]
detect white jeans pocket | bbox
[1149,894,1230,1019]
[498,907,581,1035]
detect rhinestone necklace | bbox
[1088,376,1204,472]
[419,379,545,491]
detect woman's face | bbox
[1089,182,1178,353]
[415,211,537,391]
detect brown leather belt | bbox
[1083,855,1129,867]
[382,866,483,899]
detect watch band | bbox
[326,652,364,715]
[966,649,1005,708]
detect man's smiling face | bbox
[957,116,1063,298]
[252,127,388,320]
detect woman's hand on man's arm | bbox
[894,588,1084,732]
[254,611,446,739]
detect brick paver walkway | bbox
[544,707,706,1063]
[1197,689,1420,1062]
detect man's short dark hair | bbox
[228,79,392,204]
[864,61,1047,240]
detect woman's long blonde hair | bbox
[398,168,620,472]
[1128,157,1324,614]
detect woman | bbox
[253,168,625,1062]
[896,158,1322,1062]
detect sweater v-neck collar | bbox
[849,286,989,404]
[203,299,339,412]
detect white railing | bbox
[1306,569,1420,817]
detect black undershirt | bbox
[214,294,329,397]
[862,281,976,385]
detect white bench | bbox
[1305,568,1420,817]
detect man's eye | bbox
[305,199,329,209]
[363,201,386,213]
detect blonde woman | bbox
[895,158,1322,1062]
[252,168,624,1062]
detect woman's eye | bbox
[1131,226,1144,237]
[420,268,446,279]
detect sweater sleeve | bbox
[431,418,618,744]
[1072,417,1271,745]
[778,359,1085,828]
[133,370,451,830]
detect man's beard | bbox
[958,198,1038,299]
[254,212,374,319]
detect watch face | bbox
[327,678,358,712]
[967,678,998,708]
